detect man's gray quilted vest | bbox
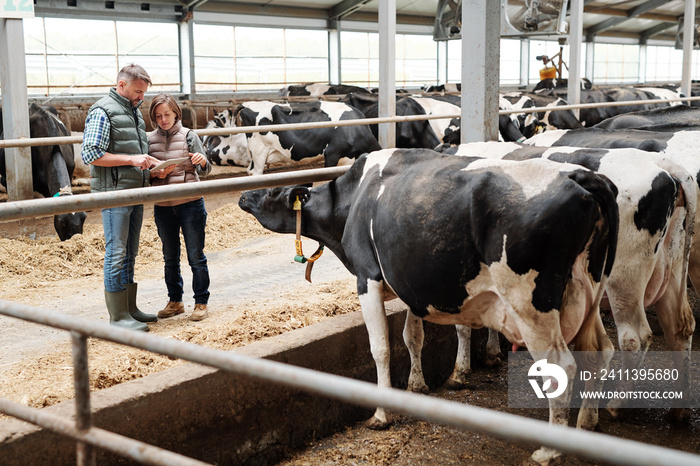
[89,88,149,192]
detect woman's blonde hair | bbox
[149,93,182,126]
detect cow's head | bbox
[238,185,311,234]
[54,210,87,241]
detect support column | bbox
[585,41,595,87]
[437,40,447,85]
[328,21,341,85]
[0,18,33,201]
[681,1,696,99]
[461,0,500,143]
[638,43,647,84]
[567,0,583,119]
[378,0,396,148]
[520,38,530,88]
[179,12,196,98]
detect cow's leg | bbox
[403,311,429,394]
[654,270,695,423]
[245,138,270,176]
[686,240,700,297]
[525,338,576,466]
[501,302,574,465]
[444,325,472,389]
[484,328,504,367]
[573,307,614,431]
[358,278,393,429]
[604,290,652,418]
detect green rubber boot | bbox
[124,283,157,322]
[104,290,149,332]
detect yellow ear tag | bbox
[293,196,302,211]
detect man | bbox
[82,64,160,332]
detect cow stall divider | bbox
[1,108,700,466]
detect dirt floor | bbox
[1,164,700,465]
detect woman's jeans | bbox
[154,198,210,305]
[102,204,143,293]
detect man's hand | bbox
[131,154,160,170]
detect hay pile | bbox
[0,280,359,415]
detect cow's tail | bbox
[569,170,619,299]
[654,157,697,285]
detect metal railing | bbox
[4,94,700,150]
[2,298,700,466]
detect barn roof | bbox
[34,0,691,46]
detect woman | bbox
[148,93,212,321]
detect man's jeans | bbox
[102,204,143,293]
[154,198,210,305]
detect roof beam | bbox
[586,0,674,40]
[329,0,373,20]
[583,6,677,23]
[639,21,676,43]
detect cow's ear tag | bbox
[293,196,302,211]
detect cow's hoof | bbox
[444,377,473,391]
[528,447,563,466]
[580,422,602,433]
[485,353,503,367]
[407,383,430,394]
[605,403,621,420]
[668,408,691,425]
[364,417,391,431]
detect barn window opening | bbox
[105,1,114,9]
[67,0,77,6]
[141,3,150,11]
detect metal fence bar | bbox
[0,165,350,221]
[0,299,699,466]
[71,332,95,466]
[0,397,211,466]
[4,94,700,148]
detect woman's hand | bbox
[152,164,176,179]
[190,152,207,167]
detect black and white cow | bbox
[279,83,371,97]
[525,128,700,359]
[440,141,696,418]
[234,100,381,176]
[0,104,87,240]
[634,86,684,106]
[341,93,462,147]
[201,109,250,167]
[499,92,542,138]
[239,148,619,464]
[537,87,673,127]
[342,93,524,147]
[503,91,583,131]
[422,83,461,93]
[592,104,700,132]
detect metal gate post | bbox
[71,332,96,466]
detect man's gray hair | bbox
[117,64,152,86]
